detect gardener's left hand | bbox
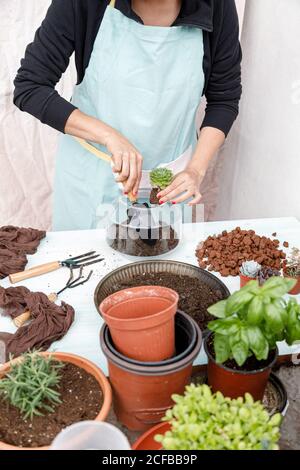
[157,166,205,205]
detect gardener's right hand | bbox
[104,129,143,196]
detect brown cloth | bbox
[0,286,75,361]
[0,226,46,279]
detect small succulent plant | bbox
[240,260,261,278]
[150,168,174,190]
[155,384,281,450]
[0,352,64,420]
[285,248,300,277]
[257,266,281,286]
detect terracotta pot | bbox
[104,310,197,367]
[100,319,202,431]
[240,274,256,288]
[132,422,171,450]
[283,270,300,295]
[0,352,112,451]
[204,335,278,401]
[99,286,178,362]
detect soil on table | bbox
[207,335,276,372]
[0,363,103,448]
[110,272,225,330]
[107,223,179,257]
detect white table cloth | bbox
[1,217,299,374]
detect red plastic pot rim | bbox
[99,286,179,328]
[204,333,278,375]
[100,320,202,377]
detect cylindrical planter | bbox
[0,352,112,451]
[204,335,278,401]
[103,310,197,367]
[283,271,300,295]
[99,286,178,362]
[240,274,256,288]
[100,319,202,431]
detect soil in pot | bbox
[109,272,224,331]
[107,223,179,257]
[0,363,103,448]
[150,188,160,205]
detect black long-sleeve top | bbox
[13,0,242,137]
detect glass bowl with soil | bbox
[106,192,182,258]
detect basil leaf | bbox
[285,301,300,345]
[246,326,269,360]
[214,334,230,364]
[264,302,284,333]
[207,299,227,319]
[261,277,295,298]
[230,332,249,367]
[247,297,264,325]
[226,290,254,315]
[208,318,240,336]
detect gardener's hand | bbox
[157,166,205,205]
[104,129,143,195]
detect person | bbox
[14,0,242,230]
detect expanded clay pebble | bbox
[196,227,287,277]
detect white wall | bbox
[214,0,300,221]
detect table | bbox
[1,217,299,374]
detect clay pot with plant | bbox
[0,351,112,450]
[239,261,261,288]
[205,277,300,401]
[151,384,281,450]
[149,168,174,204]
[283,247,300,295]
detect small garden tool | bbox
[74,137,137,203]
[9,251,103,284]
[13,266,96,328]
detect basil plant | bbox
[155,384,281,450]
[207,277,300,366]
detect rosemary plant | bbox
[0,352,64,420]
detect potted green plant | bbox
[239,261,261,287]
[283,248,300,295]
[204,277,299,400]
[152,384,281,450]
[0,351,112,450]
[257,267,281,286]
[149,168,174,204]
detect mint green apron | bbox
[53,0,204,230]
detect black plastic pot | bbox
[103,310,197,367]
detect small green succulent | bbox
[0,352,64,420]
[240,260,261,278]
[155,384,281,450]
[150,168,174,190]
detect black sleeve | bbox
[201,0,242,137]
[13,0,77,133]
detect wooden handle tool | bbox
[74,137,137,203]
[13,292,58,328]
[9,261,60,285]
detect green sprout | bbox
[150,168,174,190]
[155,384,281,450]
[0,352,64,420]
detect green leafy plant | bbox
[207,277,300,366]
[285,247,300,277]
[155,384,281,450]
[0,352,64,420]
[240,260,261,278]
[150,168,174,190]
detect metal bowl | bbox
[94,260,230,317]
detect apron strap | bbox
[109,0,116,8]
